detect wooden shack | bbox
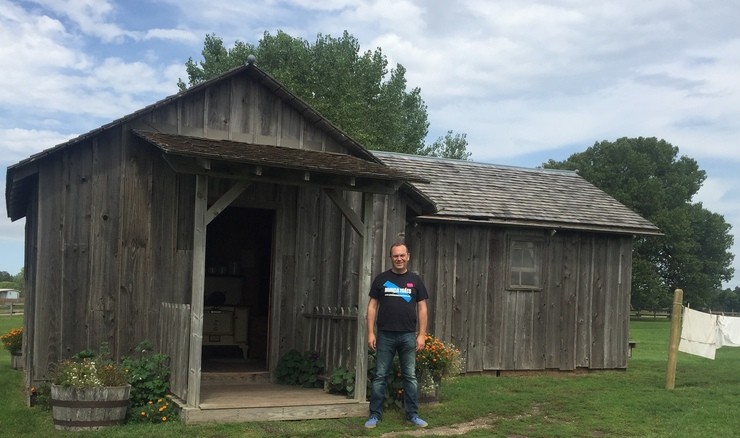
[374,152,661,372]
[5,61,659,424]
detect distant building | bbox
[0,289,20,300]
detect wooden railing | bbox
[303,306,358,371]
[159,302,191,400]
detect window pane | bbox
[509,239,541,289]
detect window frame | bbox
[506,235,544,291]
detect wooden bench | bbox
[628,341,637,358]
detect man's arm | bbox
[416,299,428,351]
[367,297,379,350]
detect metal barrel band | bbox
[51,399,130,408]
[53,418,125,427]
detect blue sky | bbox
[1,0,739,288]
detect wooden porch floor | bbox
[177,381,368,424]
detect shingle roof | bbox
[134,131,426,183]
[373,151,661,235]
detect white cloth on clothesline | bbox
[678,307,718,359]
[717,315,740,348]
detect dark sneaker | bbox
[364,416,380,428]
[408,415,428,427]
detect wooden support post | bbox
[665,288,683,390]
[354,192,374,402]
[187,174,208,407]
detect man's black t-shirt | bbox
[369,269,429,332]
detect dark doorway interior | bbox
[202,207,273,372]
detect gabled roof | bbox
[374,151,661,236]
[5,62,418,220]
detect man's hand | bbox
[416,333,426,352]
[368,333,377,351]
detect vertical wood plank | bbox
[88,131,123,351]
[484,229,505,370]
[560,233,579,370]
[576,235,594,368]
[23,186,39,389]
[35,159,64,379]
[61,142,93,356]
[354,192,374,402]
[187,174,208,407]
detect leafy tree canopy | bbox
[544,137,734,309]
[179,31,469,159]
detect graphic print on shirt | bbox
[383,280,412,302]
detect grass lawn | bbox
[1,314,739,437]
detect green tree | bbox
[178,31,468,158]
[420,130,471,160]
[544,137,734,309]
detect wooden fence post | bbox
[665,288,683,390]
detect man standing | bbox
[365,242,429,428]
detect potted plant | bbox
[1,328,22,369]
[415,334,463,402]
[49,345,130,431]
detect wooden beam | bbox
[161,155,400,195]
[187,174,208,407]
[665,288,683,390]
[324,189,364,237]
[206,181,250,225]
[354,192,375,402]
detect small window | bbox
[508,238,543,290]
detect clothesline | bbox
[678,306,740,360]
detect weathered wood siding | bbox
[23,69,376,385]
[217,182,407,373]
[407,223,633,372]
[25,132,195,382]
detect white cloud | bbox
[28,0,132,42]
[2,0,739,286]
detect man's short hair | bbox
[389,242,408,256]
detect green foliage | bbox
[0,268,24,294]
[420,130,472,159]
[326,366,355,398]
[129,396,178,424]
[179,31,469,159]
[710,286,740,312]
[29,382,51,410]
[544,137,734,309]
[275,349,324,388]
[121,341,171,407]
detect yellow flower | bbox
[162,416,167,422]
[140,411,146,417]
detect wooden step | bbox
[201,371,272,386]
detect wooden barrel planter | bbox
[10,353,23,370]
[50,384,131,431]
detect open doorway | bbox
[202,206,273,373]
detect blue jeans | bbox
[369,330,419,419]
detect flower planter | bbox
[418,377,441,404]
[50,384,131,431]
[10,352,23,370]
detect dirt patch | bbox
[380,413,500,437]
[379,406,539,437]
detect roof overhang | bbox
[134,130,431,196]
[411,214,664,236]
